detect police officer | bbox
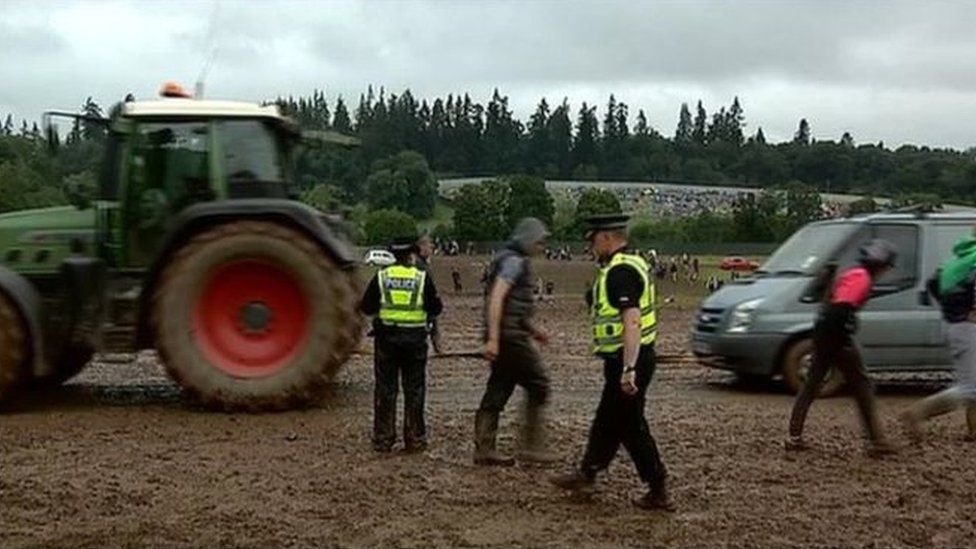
[475,217,556,465]
[360,235,443,453]
[552,214,674,512]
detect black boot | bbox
[551,470,596,494]
[633,481,676,513]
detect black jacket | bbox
[927,269,976,323]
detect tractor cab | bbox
[99,95,301,266]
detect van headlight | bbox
[727,298,763,333]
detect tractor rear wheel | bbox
[152,221,359,411]
[0,290,29,405]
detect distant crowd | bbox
[555,185,849,219]
[433,247,743,299]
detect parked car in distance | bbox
[363,249,395,266]
[719,256,760,272]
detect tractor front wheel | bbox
[0,290,29,405]
[152,221,358,411]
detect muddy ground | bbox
[2,257,975,548]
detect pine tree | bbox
[603,95,618,141]
[675,103,693,146]
[81,97,104,140]
[634,109,650,137]
[707,107,727,143]
[573,102,599,171]
[526,98,551,172]
[548,99,573,177]
[753,127,766,145]
[840,131,854,148]
[794,118,811,145]
[692,100,708,145]
[727,97,745,146]
[332,96,352,133]
[483,89,521,173]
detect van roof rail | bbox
[886,203,942,218]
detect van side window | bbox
[873,224,919,289]
[932,224,972,261]
[834,224,919,291]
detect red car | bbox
[719,256,760,272]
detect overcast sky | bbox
[2,0,975,149]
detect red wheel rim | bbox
[192,260,310,378]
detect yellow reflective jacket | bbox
[591,252,656,353]
[378,265,427,328]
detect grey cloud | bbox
[1,0,975,148]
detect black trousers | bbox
[789,331,882,441]
[475,334,550,452]
[478,335,550,412]
[580,345,668,492]
[373,333,428,449]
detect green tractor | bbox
[0,90,362,410]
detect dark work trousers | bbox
[475,334,550,453]
[580,345,668,493]
[789,331,883,441]
[373,331,428,450]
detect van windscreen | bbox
[759,223,860,275]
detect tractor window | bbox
[217,120,289,198]
[99,132,123,200]
[136,121,211,204]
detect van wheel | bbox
[781,338,845,398]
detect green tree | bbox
[452,180,510,241]
[793,118,811,145]
[692,100,708,145]
[782,181,823,234]
[332,96,352,133]
[573,102,599,172]
[365,150,437,219]
[548,100,573,177]
[362,208,417,245]
[573,187,622,236]
[674,103,693,147]
[301,183,341,212]
[502,174,554,228]
[848,196,878,215]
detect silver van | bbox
[692,212,976,395]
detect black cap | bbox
[389,236,418,253]
[583,213,630,239]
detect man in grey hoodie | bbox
[475,217,556,466]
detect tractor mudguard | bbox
[135,199,356,349]
[0,264,46,376]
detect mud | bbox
[2,257,975,548]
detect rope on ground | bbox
[352,349,698,363]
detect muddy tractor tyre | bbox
[152,220,359,411]
[781,338,845,398]
[0,290,29,405]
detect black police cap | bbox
[583,213,630,237]
[389,236,418,253]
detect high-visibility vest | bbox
[378,265,427,328]
[591,252,656,353]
